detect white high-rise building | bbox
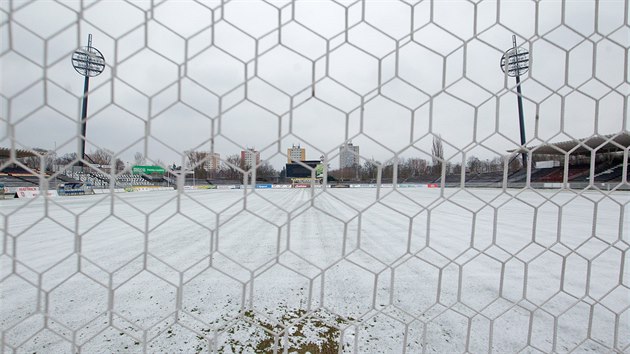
[203,153,220,172]
[241,148,260,169]
[339,142,360,169]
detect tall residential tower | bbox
[241,148,260,169]
[339,142,360,169]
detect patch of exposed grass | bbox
[213,307,354,353]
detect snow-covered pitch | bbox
[1,187,629,353]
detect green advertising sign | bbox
[316,164,324,177]
[132,165,165,175]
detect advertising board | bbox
[132,165,166,175]
[16,187,58,198]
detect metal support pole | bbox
[501,36,530,170]
[511,35,527,168]
[72,33,104,168]
[79,75,90,166]
[79,34,93,167]
[515,71,527,167]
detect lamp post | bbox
[71,34,105,167]
[500,35,530,167]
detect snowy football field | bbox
[1,187,629,353]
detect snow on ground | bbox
[1,187,629,353]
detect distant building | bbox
[203,153,220,172]
[241,148,260,169]
[184,150,220,173]
[339,142,360,169]
[287,144,306,163]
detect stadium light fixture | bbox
[71,34,105,166]
[500,35,530,167]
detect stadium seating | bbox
[0,165,45,187]
[594,164,625,182]
[63,171,157,188]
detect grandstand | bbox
[437,133,629,189]
[0,149,56,193]
[517,133,627,186]
[388,133,628,188]
[63,170,157,188]
[0,147,170,196]
[0,147,38,159]
[0,166,40,187]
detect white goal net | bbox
[1,1,628,353]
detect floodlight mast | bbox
[71,34,105,167]
[500,35,529,168]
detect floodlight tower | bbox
[500,35,530,167]
[71,34,105,166]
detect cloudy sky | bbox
[1,0,628,170]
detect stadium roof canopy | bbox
[0,147,37,159]
[519,132,630,155]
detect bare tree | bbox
[133,152,145,165]
[115,158,125,172]
[360,159,379,181]
[488,157,503,172]
[220,154,243,180]
[452,163,462,175]
[382,160,395,181]
[407,158,427,177]
[432,135,444,174]
[55,152,78,166]
[255,161,277,181]
[329,166,359,181]
[86,148,124,172]
[185,150,210,178]
[185,150,207,169]
[89,148,114,165]
[23,148,56,172]
[467,156,482,174]
[279,166,286,182]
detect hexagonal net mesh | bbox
[1,0,629,353]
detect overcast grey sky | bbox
[1,0,628,170]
